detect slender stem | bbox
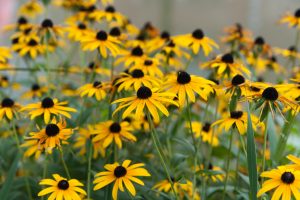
[87,140,93,200]
[41,154,48,200]
[60,149,71,179]
[239,134,247,158]
[261,113,269,183]
[146,111,178,199]
[222,129,234,200]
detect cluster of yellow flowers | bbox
[1,0,300,199]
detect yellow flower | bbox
[21,83,48,99]
[112,86,178,122]
[0,98,21,120]
[12,35,45,59]
[197,164,225,182]
[21,97,77,123]
[36,18,65,40]
[189,122,219,146]
[257,166,300,199]
[146,31,171,53]
[65,22,92,41]
[114,46,147,67]
[163,71,215,106]
[80,30,121,58]
[18,0,44,18]
[90,5,126,26]
[92,120,136,149]
[274,46,300,59]
[77,81,108,101]
[221,23,252,45]
[130,58,163,77]
[93,160,151,200]
[174,29,218,56]
[21,139,43,160]
[280,9,300,29]
[38,174,86,199]
[0,47,12,62]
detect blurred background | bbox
[1,0,300,48]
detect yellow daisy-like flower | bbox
[90,5,126,26]
[202,53,251,77]
[274,46,300,59]
[174,29,218,56]
[27,118,73,151]
[221,23,252,45]
[130,58,163,77]
[0,47,12,63]
[65,22,92,42]
[18,0,44,18]
[112,86,178,122]
[280,9,300,29]
[0,98,21,120]
[21,97,77,123]
[92,121,136,149]
[77,81,108,101]
[38,174,86,199]
[21,83,48,99]
[197,164,225,182]
[146,31,171,53]
[189,122,219,146]
[21,139,43,160]
[80,30,121,58]
[163,71,215,107]
[257,165,300,199]
[287,154,300,170]
[12,35,45,59]
[114,46,147,67]
[36,18,65,40]
[93,160,151,200]
[115,69,161,92]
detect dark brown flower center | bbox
[45,124,60,137]
[114,166,127,178]
[137,86,152,99]
[160,31,170,40]
[221,53,234,64]
[41,97,54,108]
[57,180,69,190]
[177,71,191,84]
[295,9,300,18]
[18,17,28,25]
[254,36,265,45]
[109,122,121,133]
[144,60,153,66]
[262,87,278,101]
[28,39,38,46]
[31,84,40,91]
[231,74,245,86]
[1,98,14,107]
[192,29,204,39]
[270,56,277,62]
[131,46,143,56]
[131,69,144,78]
[281,172,295,184]
[202,122,211,132]
[96,31,108,41]
[93,81,102,88]
[105,6,115,13]
[109,27,121,37]
[230,111,243,119]
[41,19,53,28]
[77,23,86,30]
[289,46,297,52]
[208,163,213,170]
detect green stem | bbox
[222,129,234,200]
[146,111,178,199]
[41,154,48,200]
[87,140,93,200]
[60,149,71,179]
[261,113,269,178]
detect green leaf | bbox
[0,152,21,200]
[246,105,258,200]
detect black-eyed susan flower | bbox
[163,70,215,106]
[21,139,43,160]
[93,160,151,200]
[12,35,45,59]
[0,98,20,120]
[174,29,218,56]
[81,30,121,58]
[202,53,251,77]
[280,8,300,29]
[115,69,161,91]
[0,76,9,88]
[112,86,178,122]
[37,18,65,40]
[21,97,77,123]
[21,83,48,99]
[287,154,300,170]
[65,22,92,42]
[38,174,86,199]
[197,163,225,182]
[18,0,44,18]
[221,23,252,46]
[0,47,12,63]
[274,46,300,60]
[257,166,300,199]
[109,27,127,41]
[130,58,163,77]
[114,46,147,67]
[189,122,219,146]
[146,31,171,53]
[77,81,108,101]
[92,120,136,149]
[90,5,126,26]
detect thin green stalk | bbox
[59,149,71,179]
[222,129,234,200]
[261,113,269,179]
[41,154,48,200]
[239,134,247,158]
[146,111,178,200]
[87,140,93,200]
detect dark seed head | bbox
[88,62,96,69]
[288,46,297,52]
[41,97,54,108]
[262,87,278,101]
[231,74,245,86]
[96,31,108,41]
[192,29,204,39]
[160,31,170,40]
[167,40,175,47]
[221,53,234,64]
[24,28,32,35]
[294,9,300,17]
[77,23,86,30]
[109,122,121,133]
[177,71,191,84]
[254,36,265,45]
[270,56,277,62]
[109,27,121,37]
[281,172,295,184]
[131,69,144,78]
[136,34,145,41]
[18,17,28,25]
[208,163,213,170]
[137,86,152,99]
[114,166,127,178]
[12,37,19,44]
[45,124,60,137]
[144,60,153,66]
[131,46,143,56]
[1,98,14,107]
[230,111,243,119]
[41,19,54,28]
[202,122,211,132]
[105,5,115,13]
[28,39,38,46]
[31,83,40,91]
[170,176,176,182]
[86,5,96,12]
[57,180,69,190]
[93,81,102,88]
